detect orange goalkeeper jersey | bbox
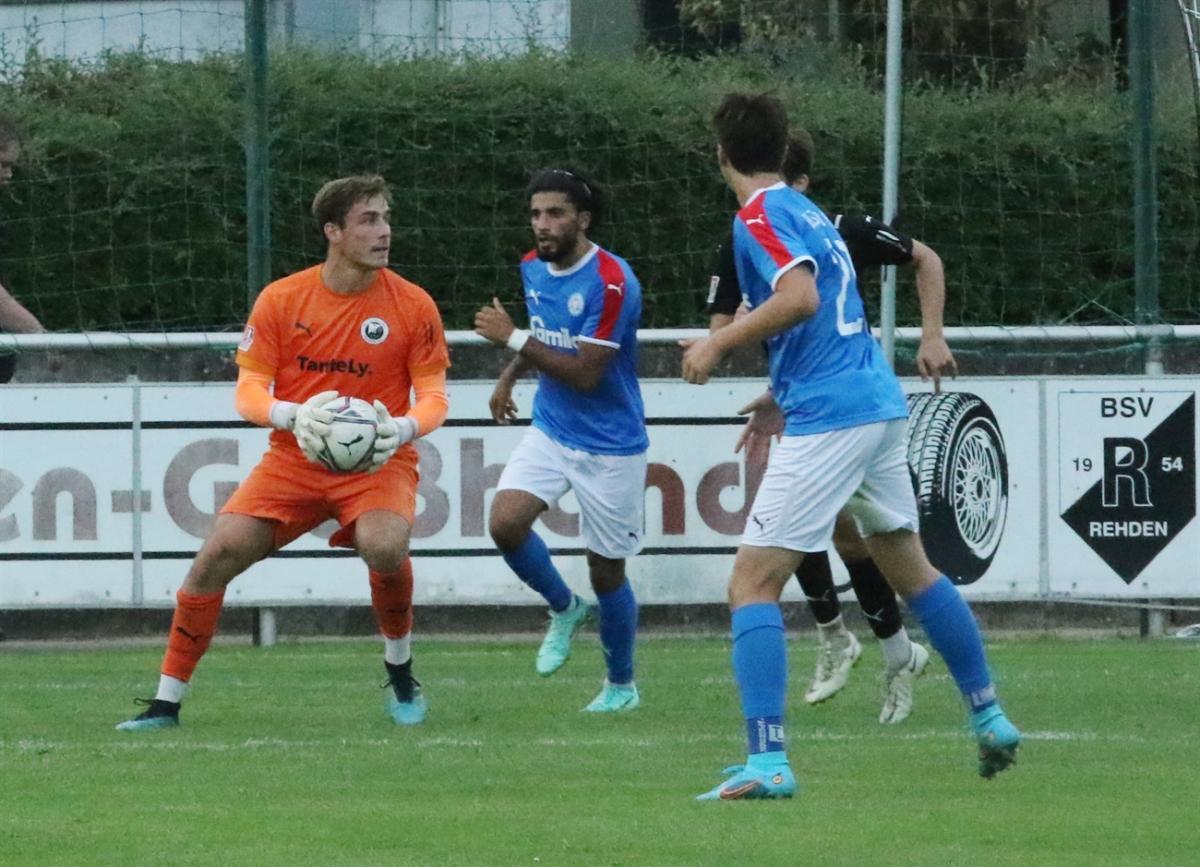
[236,264,450,453]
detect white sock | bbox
[155,674,187,704]
[880,626,914,673]
[385,634,412,666]
[816,614,849,644]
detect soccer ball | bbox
[315,396,378,473]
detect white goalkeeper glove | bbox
[292,389,340,465]
[368,399,417,472]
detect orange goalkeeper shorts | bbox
[221,444,419,550]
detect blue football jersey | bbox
[519,243,648,455]
[732,183,908,435]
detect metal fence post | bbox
[1037,380,1050,599]
[879,0,904,367]
[128,375,144,606]
[253,608,278,647]
[245,0,271,309]
[1130,0,1159,330]
[1131,1,1164,637]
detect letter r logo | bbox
[1102,437,1151,508]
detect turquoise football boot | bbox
[582,680,640,712]
[696,762,797,801]
[386,690,428,726]
[115,699,180,732]
[384,660,427,726]
[971,705,1021,778]
[535,595,591,677]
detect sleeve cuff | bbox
[770,256,816,291]
[578,335,619,349]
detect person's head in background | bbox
[780,130,815,194]
[0,116,22,187]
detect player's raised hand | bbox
[293,389,339,464]
[916,335,958,393]
[474,297,516,346]
[489,379,520,424]
[680,336,723,385]
[367,399,416,473]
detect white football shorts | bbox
[742,418,918,552]
[497,426,648,560]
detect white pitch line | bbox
[3,728,1191,756]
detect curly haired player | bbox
[474,168,647,713]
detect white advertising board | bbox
[1048,381,1199,597]
[1,377,1193,607]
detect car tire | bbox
[906,392,1009,583]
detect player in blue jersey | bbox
[683,94,1020,800]
[474,168,647,712]
[709,131,956,723]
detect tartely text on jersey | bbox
[296,355,372,377]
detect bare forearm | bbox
[0,285,45,333]
[709,313,733,334]
[475,297,607,392]
[709,286,812,355]
[911,241,946,339]
[517,340,601,392]
[499,354,535,384]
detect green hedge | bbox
[1,49,1196,331]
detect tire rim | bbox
[951,420,1006,558]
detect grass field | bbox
[2,633,1198,866]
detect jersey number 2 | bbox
[831,239,864,336]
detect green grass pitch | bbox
[2,634,1198,866]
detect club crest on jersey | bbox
[360,317,389,345]
[238,325,255,351]
[567,292,585,316]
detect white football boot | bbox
[879,641,930,724]
[804,630,862,704]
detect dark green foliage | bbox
[2,52,246,331]
[678,0,1053,86]
[0,49,1195,331]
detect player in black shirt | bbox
[708,131,957,724]
[0,116,44,385]
[0,116,41,642]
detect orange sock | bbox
[161,589,225,682]
[370,560,414,639]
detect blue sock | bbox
[731,603,788,757]
[596,581,638,685]
[907,576,996,712]
[501,532,573,612]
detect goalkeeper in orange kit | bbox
[116,176,449,731]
